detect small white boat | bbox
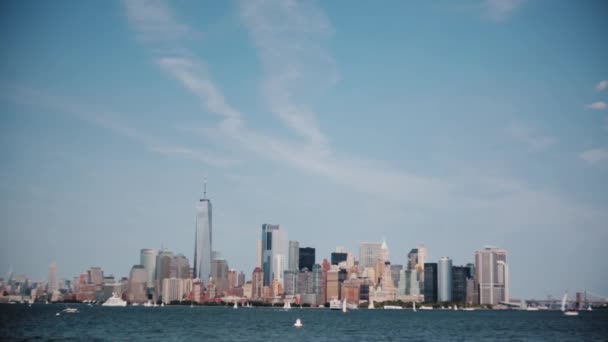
[526,306,539,311]
[383,305,403,310]
[294,318,302,328]
[161,302,165,307]
[143,301,153,307]
[329,298,341,310]
[102,292,127,307]
[368,298,375,310]
[587,305,593,311]
[412,301,417,312]
[453,305,458,311]
[132,303,140,306]
[233,301,238,309]
[462,307,475,311]
[561,292,579,316]
[419,305,434,310]
[342,299,348,313]
[62,308,79,313]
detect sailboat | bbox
[283,300,291,310]
[342,298,348,313]
[453,304,458,311]
[412,301,417,312]
[368,297,375,310]
[561,292,579,316]
[234,301,238,309]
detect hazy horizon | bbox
[1,0,607,300]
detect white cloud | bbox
[596,80,608,91]
[505,123,557,152]
[580,148,608,164]
[586,101,608,110]
[481,0,525,22]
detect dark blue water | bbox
[1,304,607,341]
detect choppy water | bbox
[1,304,607,341]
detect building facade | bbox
[475,246,508,305]
[140,249,157,291]
[423,263,438,303]
[289,241,300,272]
[299,247,315,272]
[438,257,453,302]
[261,224,287,286]
[194,192,212,281]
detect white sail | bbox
[413,301,417,312]
[342,298,347,313]
[368,298,374,309]
[234,301,238,309]
[561,292,568,312]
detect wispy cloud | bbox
[586,101,608,110]
[596,80,608,91]
[481,0,525,22]
[580,148,608,164]
[505,123,557,152]
[5,85,236,167]
[122,0,606,234]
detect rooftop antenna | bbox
[203,177,207,199]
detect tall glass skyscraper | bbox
[140,248,157,291]
[262,224,287,286]
[288,240,300,272]
[438,257,453,302]
[194,188,212,281]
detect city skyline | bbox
[1,0,608,300]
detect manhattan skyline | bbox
[1,0,608,300]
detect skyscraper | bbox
[170,254,190,279]
[128,265,148,304]
[331,252,347,265]
[261,224,287,286]
[211,258,229,295]
[438,257,453,302]
[475,246,508,305]
[155,249,174,295]
[194,182,212,281]
[48,262,57,293]
[359,242,382,270]
[407,249,418,270]
[423,263,438,303]
[140,249,157,291]
[289,241,300,272]
[452,266,470,303]
[299,247,315,271]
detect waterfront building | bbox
[243,281,253,299]
[438,257,453,302]
[452,266,470,303]
[299,247,315,272]
[390,264,403,288]
[475,246,508,305]
[289,241,300,272]
[170,254,190,279]
[228,270,238,289]
[359,242,382,270]
[326,268,340,301]
[47,262,57,293]
[251,267,264,299]
[466,277,478,306]
[194,182,212,281]
[261,224,288,286]
[423,263,438,303]
[88,267,104,286]
[312,264,324,304]
[192,279,204,303]
[127,265,148,303]
[140,249,157,292]
[238,271,245,287]
[155,249,173,296]
[331,252,347,265]
[162,277,184,304]
[341,276,361,303]
[256,240,262,268]
[284,270,298,296]
[211,258,229,296]
[407,249,419,270]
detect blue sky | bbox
[1,0,607,299]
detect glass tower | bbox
[438,257,453,302]
[194,195,212,281]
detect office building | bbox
[128,265,148,303]
[194,182,212,280]
[475,246,508,305]
[251,267,263,299]
[299,247,315,272]
[88,267,104,286]
[438,257,453,302]
[211,258,229,295]
[155,249,174,295]
[452,266,470,304]
[261,224,288,286]
[331,252,347,266]
[289,241,300,272]
[390,264,403,288]
[170,254,190,279]
[162,278,184,304]
[140,249,157,290]
[48,262,57,293]
[423,263,438,303]
[359,242,382,270]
